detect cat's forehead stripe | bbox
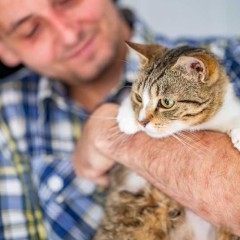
[149,77,162,93]
[137,74,148,92]
[139,89,150,121]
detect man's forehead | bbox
[0,0,50,31]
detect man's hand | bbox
[72,103,119,186]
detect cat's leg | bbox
[228,128,240,151]
[117,96,140,135]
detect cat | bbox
[94,42,240,240]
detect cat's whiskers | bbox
[167,131,192,149]
[89,115,117,120]
[177,131,212,155]
[181,130,203,142]
[153,126,211,157]
[176,131,200,144]
[102,127,133,150]
[172,133,206,158]
[110,131,134,148]
[108,126,123,140]
[160,127,204,156]
[175,132,211,157]
[107,124,129,140]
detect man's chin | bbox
[57,66,110,84]
[75,57,116,83]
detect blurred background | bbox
[1,0,239,78]
[119,0,240,38]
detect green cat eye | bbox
[158,98,175,109]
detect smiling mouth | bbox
[67,34,96,60]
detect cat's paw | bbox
[117,96,139,135]
[229,128,240,151]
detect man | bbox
[0,0,239,239]
[0,1,132,239]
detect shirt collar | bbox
[38,77,67,103]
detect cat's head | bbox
[123,42,229,138]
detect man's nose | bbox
[53,17,78,45]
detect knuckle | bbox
[84,169,101,179]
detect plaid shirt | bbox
[0,15,239,240]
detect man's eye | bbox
[23,25,39,39]
[53,0,81,8]
[56,0,74,5]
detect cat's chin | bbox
[141,124,172,138]
[145,130,171,139]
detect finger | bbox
[73,151,115,178]
[92,175,110,187]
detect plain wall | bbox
[119,0,240,38]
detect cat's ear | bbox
[173,56,206,82]
[173,54,219,83]
[125,41,166,63]
[192,53,219,84]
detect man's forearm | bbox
[98,126,240,235]
[139,131,240,235]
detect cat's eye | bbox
[135,94,142,103]
[158,98,175,109]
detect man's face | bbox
[0,0,125,83]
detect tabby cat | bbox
[94,42,240,240]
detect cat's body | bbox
[94,43,240,240]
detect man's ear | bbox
[0,41,21,67]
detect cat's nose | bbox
[138,119,150,127]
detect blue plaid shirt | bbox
[0,15,239,240]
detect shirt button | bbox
[76,179,96,195]
[48,175,64,193]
